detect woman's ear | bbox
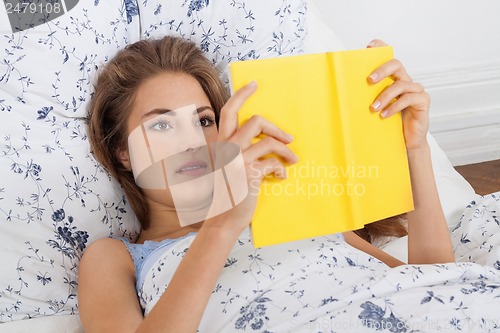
[116,149,132,171]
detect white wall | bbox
[311,0,500,165]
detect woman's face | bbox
[123,71,219,218]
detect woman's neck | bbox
[137,200,204,243]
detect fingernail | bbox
[248,80,257,88]
[286,133,294,141]
[369,73,378,82]
[371,100,381,110]
[367,40,376,48]
[380,110,389,118]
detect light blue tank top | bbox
[117,233,197,291]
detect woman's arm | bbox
[343,146,455,266]
[405,144,455,264]
[78,238,144,332]
[367,39,454,264]
[136,220,241,332]
[78,222,243,333]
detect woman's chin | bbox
[170,175,214,207]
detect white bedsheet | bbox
[0,314,83,333]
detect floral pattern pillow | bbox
[0,0,307,322]
[0,0,142,322]
[136,0,307,85]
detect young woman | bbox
[79,36,455,332]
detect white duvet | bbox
[137,193,500,332]
[3,193,499,333]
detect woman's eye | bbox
[197,116,215,127]
[149,120,172,131]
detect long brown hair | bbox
[88,36,228,229]
[87,35,407,242]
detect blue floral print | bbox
[138,0,307,87]
[235,296,271,330]
[187,0,209,17]
[124,0,139,23]
[358,301,407,332]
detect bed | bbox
[0,1,498,332]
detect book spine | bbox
[327,52,359,229]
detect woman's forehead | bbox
[138,72,208,105]
[129,72,212,126]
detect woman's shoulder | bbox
[85,236,131,253]
[80,237,135,274]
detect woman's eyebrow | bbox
[196,106,214,114]
[142,106,213,120]
[141,108,173,120]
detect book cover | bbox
[229,46,414,247]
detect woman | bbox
[79,36,456,332]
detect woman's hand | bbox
[367,40,454,264]
[367,39,431,151]
[205,81,298,233]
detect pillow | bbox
[0,0,141,119]
[302,0,346,53]
[0,0,308,323]
[136,0,307,85]
[0,0,142,322]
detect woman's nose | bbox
[178,127,206,152]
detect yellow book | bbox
[229,46,414,247]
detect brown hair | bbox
[354,215,407,244]
[88,36,228,229]
[88,35,407,242]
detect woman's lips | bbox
[175,160,209,177]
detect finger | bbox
[370,81,425,113]
[230,115,294,150]
[242,136,298,165]
[379,92,430,119]
[251,157,288,179]
[367,39,388,48]
[247,158,287,196]
[368,59,412,84]
[247,158,288,194]
[218,81,257,141]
